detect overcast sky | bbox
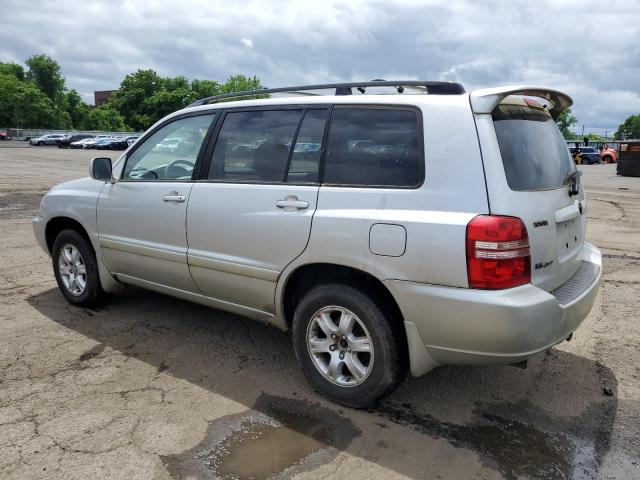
[2,0,639,134]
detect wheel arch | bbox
[279,262,406,338]
[45,216,92,254]
[45,216,120,293]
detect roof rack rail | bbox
[188,80,465,107]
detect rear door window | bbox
[286,109,328,184]
[323,107,422,187]
[492,104,575,191]
[208,110,303,182]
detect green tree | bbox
[25,54,65,103]
[614,115,640,140]
[0,73,56,127]
[110,70,264,130]
[110,69,164,130]
[219,74,262,94]
[65,89,89,128]
[86,105,127,131]
[144,87,196,124]
[0,61,25,81]
[556,108,578,139]
[191,79,220,99]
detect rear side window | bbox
[209,110,303,182]
[324,107,422,187]
[493,104,575,191]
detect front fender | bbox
[40,178,104,250]
[38,178,121,293]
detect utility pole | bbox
[581,124,585,136]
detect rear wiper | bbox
[564,169,583,197]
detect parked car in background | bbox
[58,133,94,148]
[33,82,602,408]
[101,136,139,150]
[600,145,618,163]
[83,135,114,149]
[29,134,65,146]
[70,138,94,149]
[93,138,115,150]
[0,130,7,141]
[126,136,140,147]
[570,146,601,164]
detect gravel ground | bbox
[0,141,638,480]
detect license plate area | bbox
[556,217,582,263]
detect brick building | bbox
[94,90,116,107]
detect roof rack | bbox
[188,80,465,107]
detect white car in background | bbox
[70,138,95,149]
[30,134,65,146]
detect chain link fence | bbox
[0,127,141,140]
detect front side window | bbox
[122,114,214,181]
[324,107,422,187]
[208,110,303,182]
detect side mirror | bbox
[89,157,112,181]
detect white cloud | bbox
[1,0,638,133]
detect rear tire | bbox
[52,229,108,308]
[603,155,612,164]
[292,283,406,408]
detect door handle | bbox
[163,194,186,203]
[276,196,309,210]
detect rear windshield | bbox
[492,104,575,191]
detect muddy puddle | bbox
[164,393,614,479]
[163,394,359,479]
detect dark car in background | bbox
[100,136,139,150]
[58,133,94,148]
[570,146,601,164]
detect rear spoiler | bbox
[469,85,573,120]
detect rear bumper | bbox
[386,243,602,376]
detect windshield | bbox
[493,104,575,191]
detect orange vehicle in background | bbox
[600,144,618,163]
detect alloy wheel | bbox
[58,244,87,296]
[306,306,374,387]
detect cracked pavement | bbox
[0,143,639,479]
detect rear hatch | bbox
[475,95,586,292]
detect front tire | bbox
[292,283,406,408]
[52,229,108,308]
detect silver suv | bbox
[33,81,602,408]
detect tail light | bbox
[466,215,531,289]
